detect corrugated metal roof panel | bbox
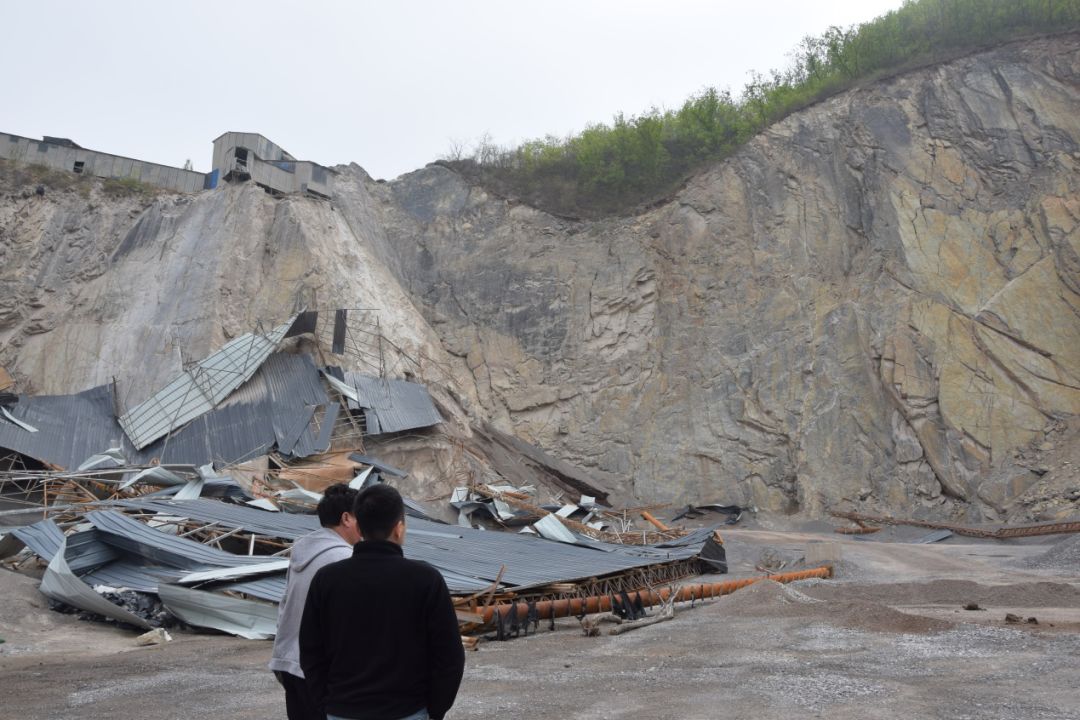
[80,560,190,593]
[65,528,122,573]
[9,519,65,561]
[258,353,333,458]
[342,373,442,435]
[916,529,954,544]
[131,353,333,467]
[217,574,288,602]
[118,316,297,449]
[0,352,334,470]
[403,497,441,522]
[348,453,407,477]
[85,510,277,570]
[112,499,705,592]
[10,522,123,574]
[652,526,719,548]
[0,385,130,470]
[114,498,321,539]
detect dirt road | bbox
[2,529,1078,719]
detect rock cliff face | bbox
[2,37,1079,521]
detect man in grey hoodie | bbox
[270,484,361,720]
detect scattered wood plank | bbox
[608,605,674,636]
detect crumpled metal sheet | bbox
[6,520,120,573]
[915,529,954,544]
[348,452,407,478]
[348,467,373,490]
[118,315,297,450]
[322,368,442,435]
[0,384,126,470]
[172,477,204,500]
[158,583,278,639]
[77,447,125,471]
[135,353,332,466]
[177,559,289,585]
[112,498,708,592]
[0,405,37,432]
[533,514,577,544]
[8,519,65,561]
[85,510,279,570]
[0,350,328,470]
[120,466,189,491]
[39,538,152,630]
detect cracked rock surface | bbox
[2,36,1079,520]
[360,37,1080,521]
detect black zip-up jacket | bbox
[299,540,465,720]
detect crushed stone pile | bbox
[709,579,952,634]
[800,579,1080,608]
[48,588,178,630]
[1026,534,1080,572]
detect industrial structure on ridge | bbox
[0,130,334,197]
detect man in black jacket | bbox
[299,484,465,720]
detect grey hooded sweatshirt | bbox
[269,527,353,678]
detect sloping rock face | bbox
[2,37,1078,521]
[0,173,491,499]
[0,180,452,407]
[356,36,1080,521]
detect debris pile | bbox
[0,311,764,642]
[458,483,697,545]
[1027,534,1080,571]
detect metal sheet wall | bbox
[0,132,206,193]
[210,132,332,196]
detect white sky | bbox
[1,0,902,180]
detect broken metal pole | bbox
[608,604,674,635]
[640,510,669,532]
[830,510,1080,539]
[481,565,833,624]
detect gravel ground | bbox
[1027,534,1080,571]
[2,529,1079,719]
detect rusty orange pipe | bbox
[481,565,833,623]
[640,511,669,532]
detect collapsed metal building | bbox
[0,311,798,641]
[2,500,728,639]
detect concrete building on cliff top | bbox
[0,130,334,198]
[210,132,334,199]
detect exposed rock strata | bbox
[1,37,1078,521]
[358,36,1080,521]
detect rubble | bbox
[134,628,172,646]
[0,313,765,642]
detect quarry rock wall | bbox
[2,36,1078,521]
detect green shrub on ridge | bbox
[442,0,1080,218]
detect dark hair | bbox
[353,484,405,541]
[317,484,358,528]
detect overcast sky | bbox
[3,0,902,180]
